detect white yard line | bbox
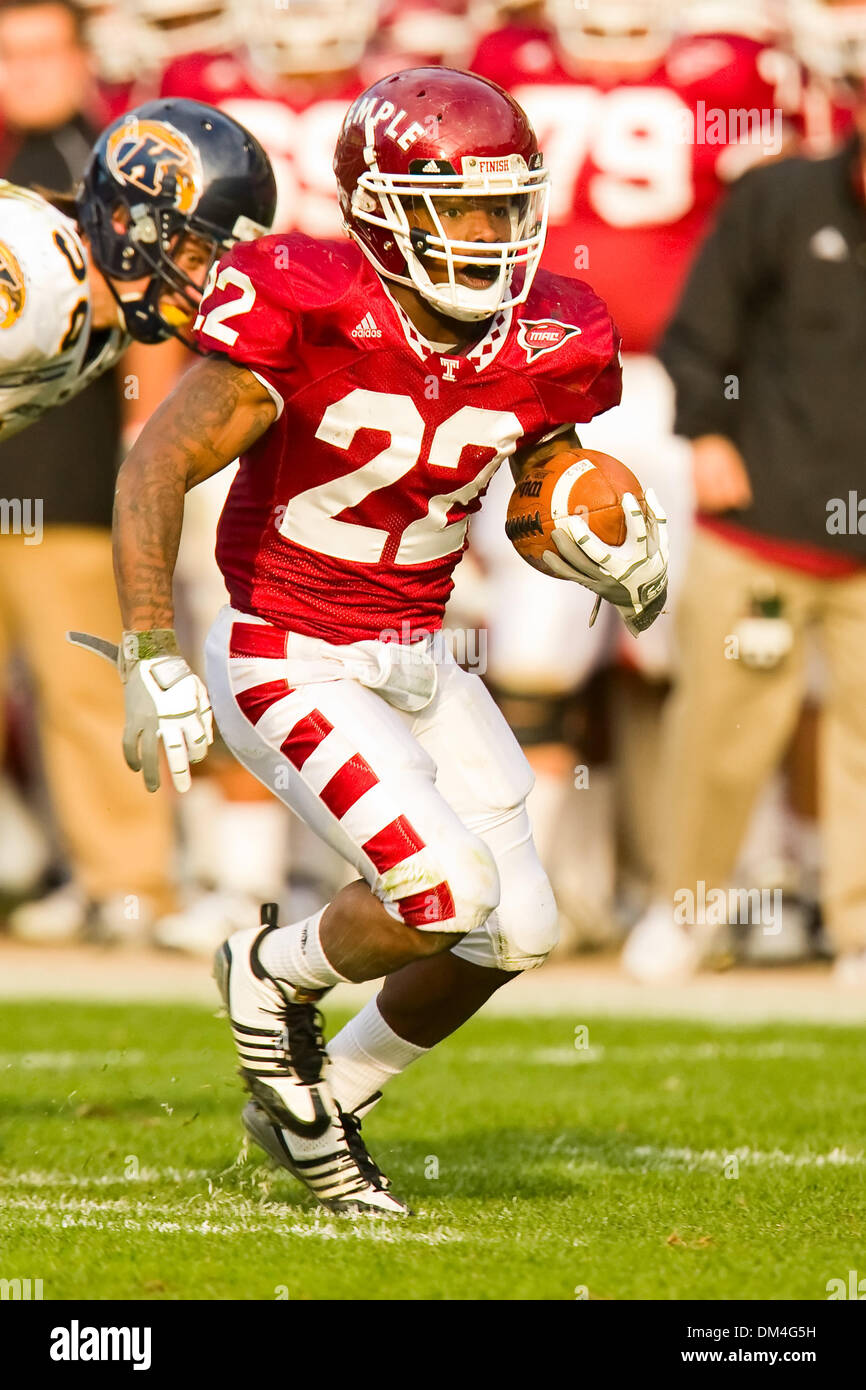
[0,1168,214,1188]
[0,1050,146,1070]
[0,1192,463,1242]
[5,1138,864,1201]
[3,1139,862,1243]
[465,1040,830,1066]
[557,1144,866,1173]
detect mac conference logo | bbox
[517,318,581,363]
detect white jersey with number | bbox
[0,181,127,440]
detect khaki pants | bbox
[0,527,176,912]
[655,528,866,953]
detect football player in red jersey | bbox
[110,68,668,1214]
[471,1,798,345]
[88,1,240,125]
[134,0,237,68]
[373,1,546,67]
[468,1,802,946]
[158,0,381,235]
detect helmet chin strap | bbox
[98,276,127,333]
[102,272,205,351]
[402,229,510,324]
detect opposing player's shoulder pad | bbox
[515,269,622,423]
[0,181,90,373]
[193,233,364,371]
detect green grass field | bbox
[1,999,864,1300]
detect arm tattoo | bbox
[510,425,581,484]
[113,357,276,631]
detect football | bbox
[505,448,647,574]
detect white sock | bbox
[327,997,428,1113]
[257,908,349,993]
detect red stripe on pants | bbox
[319,756,379,820]
[396,882,456,927]
[236,679,292,726]
[281,709,334,771]
[362,815,426,873]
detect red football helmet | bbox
[334,66,550,322]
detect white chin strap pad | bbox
[403,241,511,323]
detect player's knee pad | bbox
[451,807,559,970]
[452,870,558,971]
[383,828,501,937]
[495,859,559,969]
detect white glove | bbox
[541,487,670,637]
[67,629,213,793]
[122,649,213,793]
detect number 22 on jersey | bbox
[282,390,524,566]
[195,270,525,567]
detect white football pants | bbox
[205,606,559,971]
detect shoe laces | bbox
[280,1002,328,1084]
[340,1109,391,1191]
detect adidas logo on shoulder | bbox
[351,312,382,339]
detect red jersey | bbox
[159,52,365,235]
[471,25,799,351]
[193,235,621,643]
